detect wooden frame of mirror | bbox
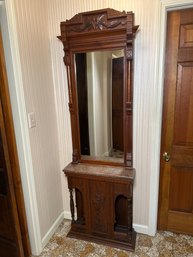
[58,8,138,167]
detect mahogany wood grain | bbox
[158,8,193,235]
[64,163,135,183]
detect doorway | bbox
[0,30,31,256]
[158,8,193,235]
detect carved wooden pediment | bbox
[61,8,134,36]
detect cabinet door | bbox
[89,181,111,237]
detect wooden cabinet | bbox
[64,163,136,251]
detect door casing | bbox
[0,28,31,256]
[157,7,193,233]
[153,0,193,236]
[0,1,42,255]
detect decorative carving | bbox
[127,197,132,232]
[92,192,105,231]
[70,14,126,33]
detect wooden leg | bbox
[69,188,75,223]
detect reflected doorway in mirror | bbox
[75,50,124,164]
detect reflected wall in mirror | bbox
[75,50,124,163]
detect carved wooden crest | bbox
[59,9,137,43]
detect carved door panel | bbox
[89,181,111,237]
[158,8,193,234]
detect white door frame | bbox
[149,0,193,236]
[0,0,42,255]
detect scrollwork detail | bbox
[70,14,126,33]
[92,192,105,231]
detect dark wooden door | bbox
[0,31,30,256]
[112,57,123,151]
[158,8,193,234]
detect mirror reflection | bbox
[75,49,124,163]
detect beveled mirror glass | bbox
[75,50,124,163]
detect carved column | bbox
[69,188,75,223]
[127,184,133,233]
[127,197,132,232]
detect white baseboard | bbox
[41,211,65,248]
[64,210,71,220]
[133,223,149,235]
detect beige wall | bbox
[13,0,64,239]
[9,0,164,251]
[87,51,112,157]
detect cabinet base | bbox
[67,229,136,252]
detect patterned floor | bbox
[36,219,193,257]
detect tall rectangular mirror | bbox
[75,49,124,163]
